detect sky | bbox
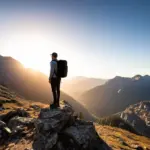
[1,0,150,79]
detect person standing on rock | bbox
[49,52,68,108]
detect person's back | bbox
[50,60,57,78]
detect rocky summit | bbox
[0,100,111,150]
[33,101,111,150]
[120,101,150,138]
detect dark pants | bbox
[51,78,61,106]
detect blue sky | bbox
[0,0,150,79]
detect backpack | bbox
[56,60,68,78]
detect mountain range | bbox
[80,75,150,117]
[62,76,107,99]
[0,55,93,120]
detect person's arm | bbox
[49,61,55,80]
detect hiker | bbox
[49,52,68,108]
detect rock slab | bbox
[33,102,111,150]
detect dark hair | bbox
[52,52,58,58]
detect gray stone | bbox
[35,103,74,133]
[2,108,30,123]
[45,133,58,149]
[8,116,35,130]
[33,101,111,150]
[0,120,11,144]
[63,123,110,150]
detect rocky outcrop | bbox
[33,101,111,150]
[0,101,110,149]
[120,101,150,138]
[0,108,34,145]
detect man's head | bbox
[51,52,58,60]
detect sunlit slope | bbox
[0,56,93,120]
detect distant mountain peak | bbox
[0,55,18,62]
[144,75,150,78]
[114,76,122,79]
[132,75,142,80]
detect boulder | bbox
[61,120,110,150]
[33,103,74,150]
[0,120,11,144]
[33,101,111,150]
[2,108,30,123]
[8,116,35,130]
[35,103,74,133]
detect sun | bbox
[2,29,80,78]
[2,31,52,74]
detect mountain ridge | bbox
[80,75,150,117]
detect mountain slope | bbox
[96,125,150,150]
[0,55,93,120]
[80,75,150,117]
[120,101,150,138]
[96,101,150,138]
[62,76,107,99]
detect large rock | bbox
[60,120,110,150]
[8,116,35,130]
[33,102,74,150]
[0,109,32,143]
[33,102,111,150]
[1,108,30,123]
[0,120,11,144]
[35,102,74,133]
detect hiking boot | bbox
[56,103,60,108]
[50,104,57,109]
